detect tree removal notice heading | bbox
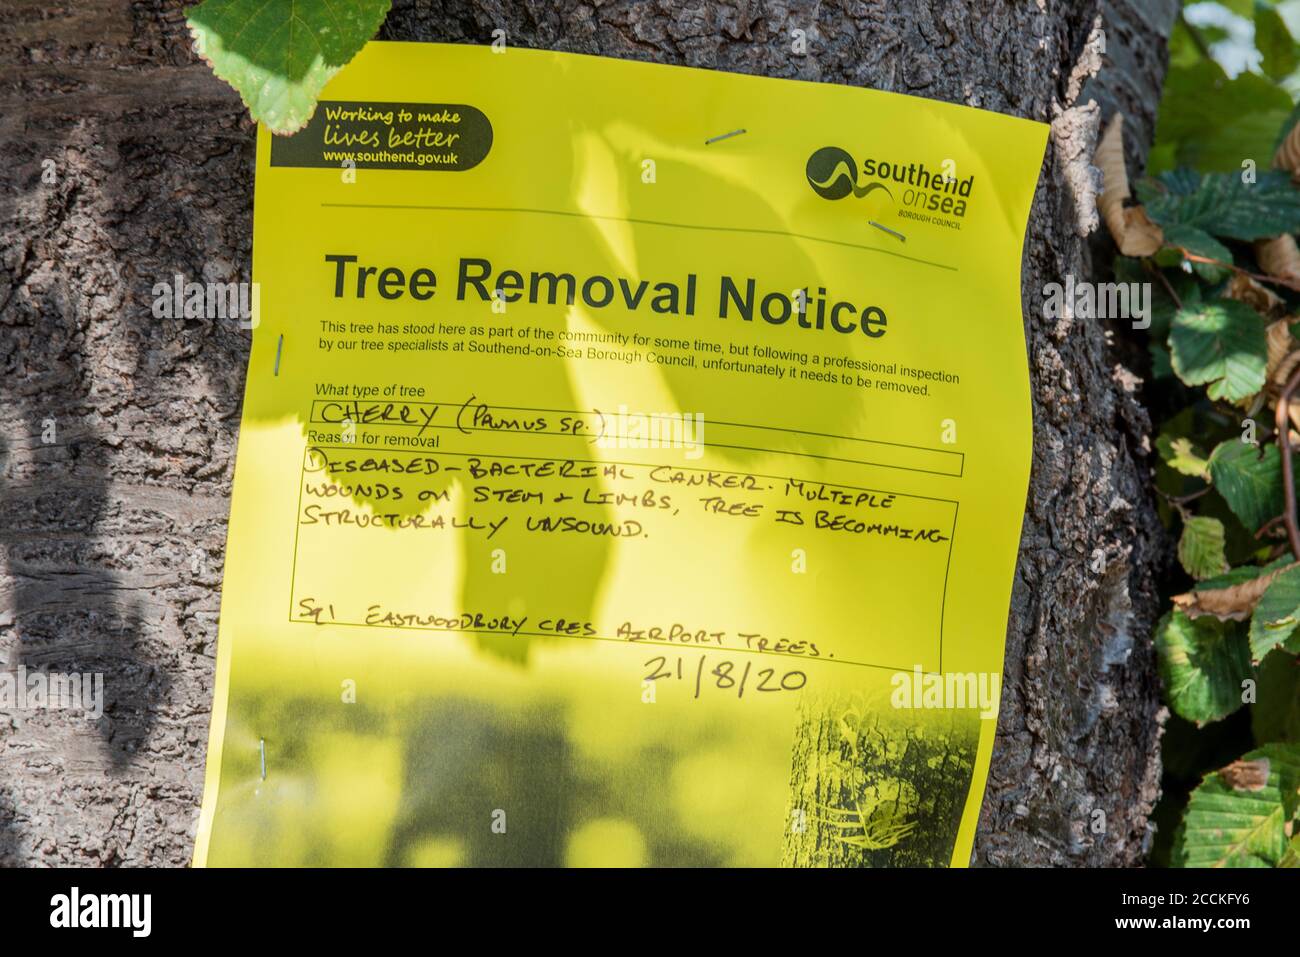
[194,42,1048,867]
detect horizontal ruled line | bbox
[320,202,958,272]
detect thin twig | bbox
[1276,363,1300,560]
[1255,513,1288,540]
[1147,261,1182,311]
[1159,486,1212,508]
[1179,252,1300,294]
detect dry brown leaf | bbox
[1267,320,1296,382]
[1263,318,1300,412]
[1219,757,1270,792]
[1230,274,1286,318]
[1172,561,1298,621]
[1257,234,1300,285]
[1265,349,1300,415]
[1275,121,1300,180]
[1096,113,1163,256]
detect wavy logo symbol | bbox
[805,146,893,201]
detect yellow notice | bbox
[195,41,1047,867]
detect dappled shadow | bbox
[0,52,255,790]
[0,322,160,768]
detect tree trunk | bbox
[0,0,1176,866]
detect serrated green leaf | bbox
[1256,3,1298,81]
[1175,743,1300,867]
[187,0,392,134]
[1158,434,1211,479]
[1140,169,1300,241]
[1252,649,1300,744]
[1250,563,1300,659]
[1207,440,1283,532]
[1156,610,1253,724]
[1179,516,1230,580]
[1169,300,1268,401]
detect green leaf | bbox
[1158,223,1233,282]
[1150,62,1293,175]
[1208,441,1283,532]
[1156,610,1253,724]
[1281,834,1300,866]
[1140,169,1300,241]
[1201,492,1271,566]
[1179,516,1230,580]
[1274,100,1300,153]
[1169,300,1268,402]
[1251,564,1300,659]
[1256,2,1298,81]
[187,0,392,134]
[1158,434,1211,480]
[1195,554,1294,594]
[1167,21,1215,72]
[1175,743,1300,867]
[1252,649,1300,744]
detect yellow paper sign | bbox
[194,41,1047,867]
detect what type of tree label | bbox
[194,42,1047,867]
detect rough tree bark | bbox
[0,0,1176,866]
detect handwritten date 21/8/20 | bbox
[644,654,807,700]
